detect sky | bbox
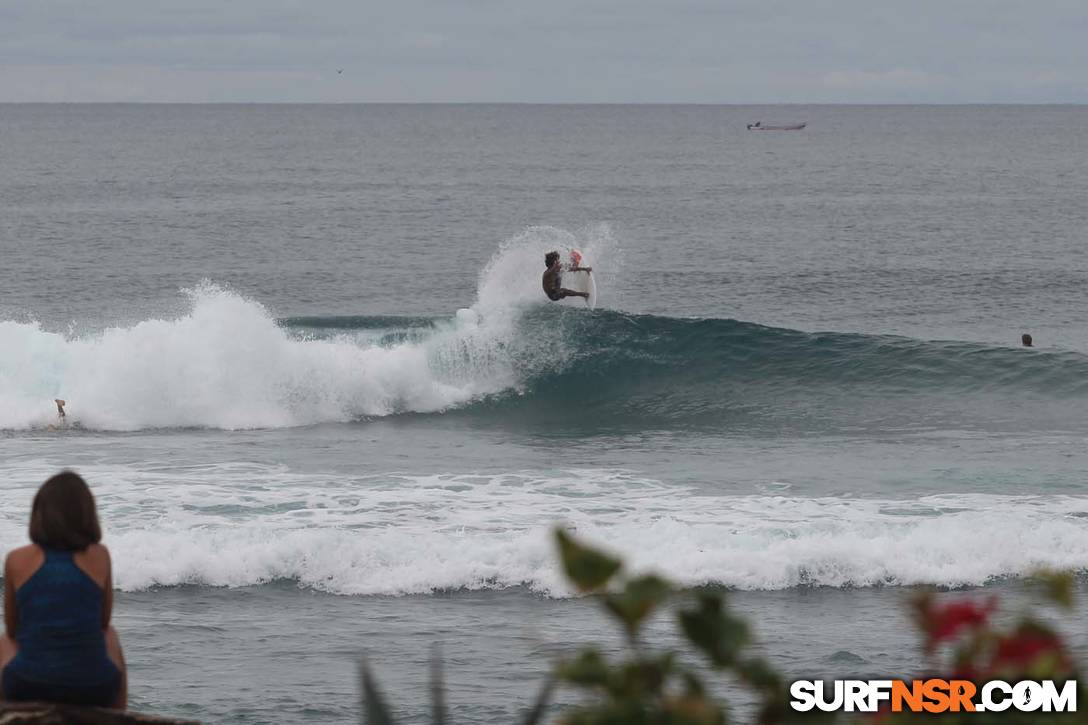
[1,0,1086,103]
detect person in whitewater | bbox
[46,399,66,432]
[1021,333,1033,347]
[542,251,591,302]
[1,471,127,708]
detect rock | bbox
[0,703,198,724]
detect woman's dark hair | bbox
[545,251,560,268]
[29,471,102,551]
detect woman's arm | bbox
[4,553,18,637]
[100,547,113,630]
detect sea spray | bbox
[5,224,1088,432]
[0,226,621,431]
[0,284,486,430]
[475,223,618,312]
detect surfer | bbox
[46,399,67,432]
[542,251,591,302]
[1021,333,1033,347]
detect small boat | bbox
[747,122,806,131]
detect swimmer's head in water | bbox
[1022,333,1033,347]
[545,251,560,268]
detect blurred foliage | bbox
[359,528,1083,724]
[888,573,1083,724]
[548,528,825,725]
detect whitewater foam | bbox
[0,226,620,431]
[1,462,1084,596]
[9,222,1084,433]
[0,286,478,430]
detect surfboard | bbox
[565,250,597,309]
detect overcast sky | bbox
[1,0,1086,103]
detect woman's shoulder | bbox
[76,543,111,569]
[74,543,112,584]
[5,544,45,587]
[5,544,43,567]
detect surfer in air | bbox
[542,251,591,302]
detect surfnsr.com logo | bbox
[790,679,1077,713]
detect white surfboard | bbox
[565,250,597,309]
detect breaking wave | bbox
[2,463,1084,596]
[3,223,1086,433]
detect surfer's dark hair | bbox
[545,251,560,267]
[29,471,102,551]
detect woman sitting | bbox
[1,471,127,708]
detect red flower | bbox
[989,627,1071,675]
[919,597,993,651]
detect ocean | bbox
[1,103,1087,722]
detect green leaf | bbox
[678,591,749,668]
[615,653,674,697]
[603,575,672,635]
[661,692,726,725]
[555,528,622,593]
[735,657,782,693]
[1036,569,1076,610]
[678,668,708,697]
[557,649,611,687]
[359,659,398,725]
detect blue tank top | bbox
[7,548,116,686]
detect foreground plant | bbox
[359,533,1082,724]
[551,528,821,724]
[359,527,820,723]
[879,571,1083,724]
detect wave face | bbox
[2,223,1087,432]
[464,309,1088,431]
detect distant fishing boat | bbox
[747,122,806,131]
